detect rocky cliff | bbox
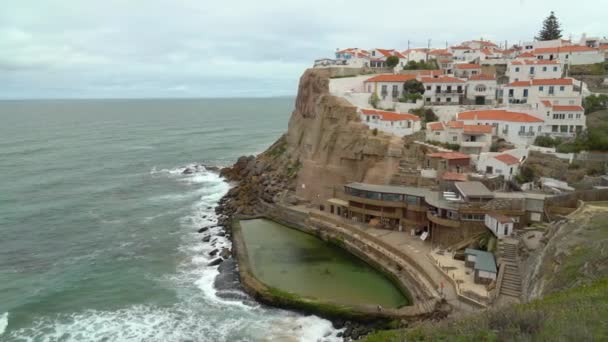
[218,68,408,216]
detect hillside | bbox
[363,202,608,341]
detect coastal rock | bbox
[220,248,231,259]
[202,235,211,243]
[197,226,209,233]
[209,249,219,257]
[208,258,223,266]
[217,231,226,237]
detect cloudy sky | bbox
[1,0,606,99]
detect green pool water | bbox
[239,219,410,308]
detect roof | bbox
[516,52,536,58]
[429,122,445,131]
[427,152,471,160]
[447,121,464,129]
[470,40,498,47]
[464,249,497,273]
[327,198,349,207]
[454,63,481,70]
[534,45,599,54]
[541,100,552,107]
[506,78,573,87]
[552,105,584,112]
[345,182,430,197]
[420,76,465,84]
[463,125,493,134]
[364,74,418,83]
[458,109,544,123]
[455,181,494,199]
[469,74,496,81]
[494,153,520,165]
[488,213,515,224]
[375,48,406,59]
[511,59,560,65]
[442,172,468,181]
[360,108,421,121]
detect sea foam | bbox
[0,312,7,336]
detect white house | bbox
[533,45,604,65]
[484,213,515,238]
[450,46,484,63]
[503,78,580,105]
[363,74,419,101]
[476,153,521,180]
[426,120,493,154]
[535,101,586,137]
[506,60,562,82]
[466,74,497,105]
[421,76,466,105]
[454,63,481,78]
[457,109,545,147]
[401,48,430,63]
[359,108,422,137]
[462,40,499,50]
[521,38,570,52]
[334,48,370,67]
[369,49,407,70]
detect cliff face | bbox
[218,68,407,216]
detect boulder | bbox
[217,231,226,237]
[202,235,211,243]
[197,227,209,233]
[208,258,223,266]
[209,249,219,257]
[220,248,231,259]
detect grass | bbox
[568,62,607,76]
[363,277,608,341]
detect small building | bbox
[359,108,422,137]
[425,151,472,175]
[476,153,521,181]
[464,249,497,285]
[454,181,494,203]
[485,213,515,238]
[503,78,579,105]
[532,45,604,65]
[425,120,493,154]
[506,60,562,82]
[457,109,545,147]
[465,74,497,105]
[454,63,481,78]
[363,74,419,101]
[421,76,466,105]
[535,101,585,137]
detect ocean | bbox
[0,98,341,341]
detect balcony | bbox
[518,131,535,137]
[344,194,406,208]
[435,90,464,95]
[348,205,401,219]
[427,211,461,228]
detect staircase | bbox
[497,238,522,299]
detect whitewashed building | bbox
[533,45,604,65]
[401,48,430,63]
[521,38,571,52]
[454,63,481,78]
[503,78,580,105]
[421,76,466,105]
[476,153,522,180]
[535,101,586,137]
[457,109,545,147]
[359,108,422,137]
[369,49,407,70]
[426,120,493,154]
[484,214,515,238]
[506,60,562,82]
[363,74,419,101]
[466,74,497,105]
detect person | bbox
[377,305,383,312]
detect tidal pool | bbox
[239,219,410,308]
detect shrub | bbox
[583,94,608,114]
[386,55,400,68]
[515,165,535,183]
[534,136,562,148]
[410,107,438,124]
[369,92,380,108]
[372,128,378,136]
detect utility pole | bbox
[407,40,410,51]
[426,39,431,62]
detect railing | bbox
[518,131,535,137]
[434,90,464,95]
[427,211,461,228]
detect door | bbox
[475,96,486,105]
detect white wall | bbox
[536,50,604,65]
[504,82,579,105]
[423,82,466,104]
[458,119,543,147]
[466,80,497,103]
[506,63,562,82]
[484,215,514,238]
[359,113,422,137]
[476,155,520,180]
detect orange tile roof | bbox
[450,45,471,50]
[516,52,536,58]
[552,105,584,111]
[494,153,520,165]
[534,45,599,54]
[447,121,464,129]
[442,172,468,181]
[429,122,445,131]
[429,49,451,56]
[428,152,471,160]
[364,74,418,83]
[471,40,498,47]
[376,48,405,58]
[455,63,481,69]
[463,125,493,134]
[415,69,444,76]
[506,78,573,87]
[360,108,420,121]
[469,74,495,81]
[458,110,544,123]
[541,100,553,107]
[421,76,465,84]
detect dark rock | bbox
[182,168,194,175]
[333,319,345,329]
[336,332,343,338]
[198,227,209,233]
[208,258,223,266]
[220,248,231,259]
[217,231,226,237]
[202,235,211,243]
[209,249,219,256]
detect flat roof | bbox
[455,181,494,199]
[327,198,348,206]
[464,249,497,273]
[345,182,431,197]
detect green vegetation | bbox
[403,60,438,70]
[426,140,460,151]
[372,128,378,136]
[399,79,425,103]
[584,94,608,114]
[363,277,608,342]
[534,135,563,148]
[369,92,380,108]
[410,107,438,125]
[568,62,608,76]
[286,159,302,178]
[514,165,536,184]
[329,74,358,79]
[536,11,562,40]
[386,55,400,68]
[266,137,287,158]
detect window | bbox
[549,86,555,95]
[568,114,573,119]
[435,132,440,135]
[576,114,581,119]
[538,126,542,132]
[539,86,544,91]
[530,67,535,74]
[446,98,452,102]
[475,85,487,92]
[560,125,568,133]
[426,97,431,102]
[542,66,547,72]
[553,66,558,71]
[523,89,529,97]
[452,136,457,141]
[552,125,559,132]
[560,86,565,91]
[406,196,419,204]
[515,67,520,72]
[426,86,431,90]
[508,89,514,97]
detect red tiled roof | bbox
[415,69,444,76]
[450,45,470,50]
[471,40,498,47]
[454,63,481,69]
[427,152,471,160]
[506,78,573,87]
[469,74,495,81]
[360,108,420,121]
[511,59,560,65]
[375,48,405,58]
[463,125,493,134]
[429,122,445,131]
[458,110,544,123]
[442,172,468,181]
[489,213,514,224]
[429,49,451,56]
[494,153,520,165]
[447,121,464,129]
[516,52,536,58]
[421,76,465,84]
[364,74,418,83]
[534,45,599,54]
[541,100,553,107]
[552,105,584,112]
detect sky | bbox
[1,0,606,99]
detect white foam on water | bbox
[0,312,8,336]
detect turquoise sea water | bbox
[0,98,342,341]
